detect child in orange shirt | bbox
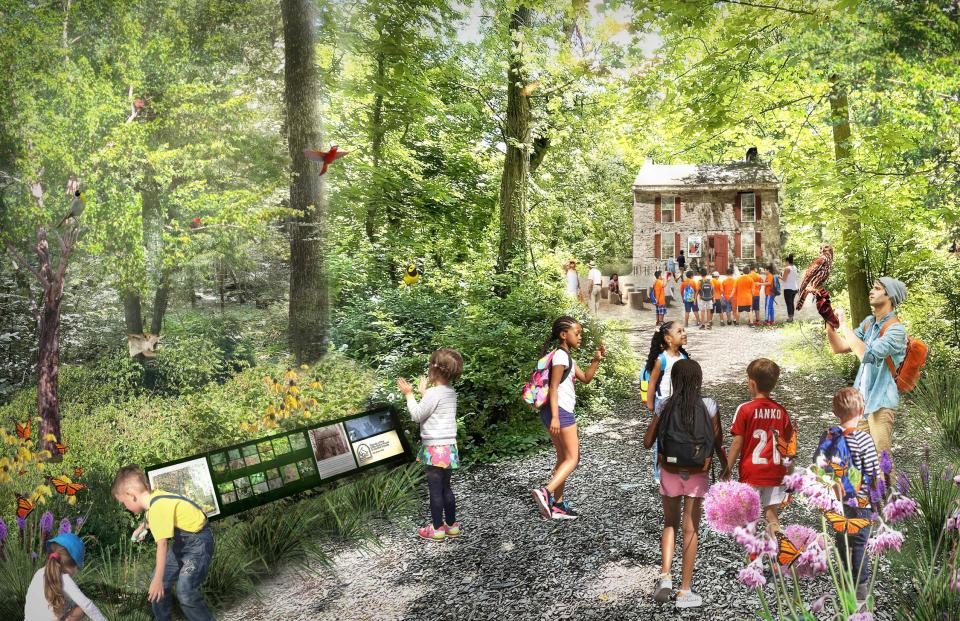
[734,269,754,325]
[749,266,762,325]
[681,270,701,329]
[653,270,667,326]
[721,267,736,325]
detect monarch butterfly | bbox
[16,494,34,520]
[47,476,87,496]
[775,531,803,567]
[857,496,870,509]
[776,425,796,459]
[52,442,68,456]
[779,492,793,510]
[824,510,871,535]
[73,467,84,479]
[15,420,31,440]
[828,460,848,480]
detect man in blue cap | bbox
[825,276,908,471]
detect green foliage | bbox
[908,462,960,546]
[912,367,960,451]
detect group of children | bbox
[26,311,874,618]
[651,264,787,329]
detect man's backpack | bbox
[875,317,928,393]
[813,427,866,502]
[699,280,714,301]
[657,398,715,469]
[682,283,696,303]
[522,350,573,409]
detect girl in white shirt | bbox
[25,533,108,621]
[644,321,691,485]
[531,316,605,520]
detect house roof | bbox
[632,161,781,191]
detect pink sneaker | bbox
[418,525,446,542]
[444,522,461,538]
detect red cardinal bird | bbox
[303,145,348,176]
[190,217,202,230]
[795,245,834,311]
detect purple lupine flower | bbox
[880,451,893,475]
[876,477,886,497]
[39,512,54,535]
[869,483,883,507]
[16,516,26,532]
[846,497,859,508]
[896,472,910,495]
[738,558,767,588]
[58,518,71,535]
[0,519,7,543]
[921,462,930,485]
[75,517,85,531]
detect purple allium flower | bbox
[948,509,960,531]
[0,519,7,543]
[39,512,54,535]
[883,494,918,523]
[954,474,960,486]
[58,518,71,535]
[705,482,761,534]
[734,522,777,559]
[738,558,766,588]
[16,516,26,532]
[782,471,806,492]
[848,613,874,621]
[866,524,904,555]
[802,476,844,513]
[879,451,893,476]
[809,596,827,613]
[896,472,910,495]
[783,524,818,549]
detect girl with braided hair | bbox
[644,321,691,485]
[25,533,107,620]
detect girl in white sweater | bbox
[25,533,108,621]
[398,348,464,542]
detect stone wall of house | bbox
[631,188,781,276]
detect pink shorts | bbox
[659,469,710,498]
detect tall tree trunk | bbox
[150,271,170,335]
[365,45,387,245]
[122,290,144,334]
[496,5,532,276]
[283,0,329,363]
[829,78,871,323]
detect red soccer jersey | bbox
[730,397,795,487]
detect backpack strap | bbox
[149,494,208,528]
[876,316,901,379]
[550,349,574,385]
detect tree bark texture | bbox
[122,290,144,334]
[365,45,386,245]
[283,0,330,363]
[496,5,532,276]
[34,228,64,451]
[829,79,872,324]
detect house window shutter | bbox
[675,232,681,259]
[756,192,762,220]
[734,193,742,222]
[654,233,661,259]
[675,196,681,222]
[755,231,762,260]
[654,196,661,223]
[735,232,741,258]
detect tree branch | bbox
[712,0,815,15]
[3,239,43,283]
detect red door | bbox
[713,235,729,274]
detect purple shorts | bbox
[540,406,576,429]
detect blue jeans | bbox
[153,526,215,621]
[835,506,872,587]
[765,294,775,322]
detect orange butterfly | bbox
[16,494,35,520]
[15,420,31,440]
[73,467,84,479]
[824,511,871,535]
[47,476,87,496]
[776,425,796,459]
[52,442,68,456]
[775,531,803,567]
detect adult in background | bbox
[825,277,908,470]
[609,274,626,305]
[587,262,603,313]
[667,255,677,279]
[565,260,581,301]
[781,254,799,322]
[677,250,686,274]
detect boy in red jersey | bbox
[722,358,796,534]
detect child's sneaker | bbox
[675,590,703,609]
[653,573,672,603]
[551,500,579,520]
[418,525,446,542]
[444,522,461,538]
[531,487,552,519]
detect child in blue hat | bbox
[24,532,108,621]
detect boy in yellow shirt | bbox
[113,465,214,621]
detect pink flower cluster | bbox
[882,494,918,523]
[782,525,828,578]
[947,507,960,531]
[783,469,843,514]
[734,522,777,559]
[866,523,904,555]
[847,613,874,621]
[738,558,766,588]
[705,481,761,534]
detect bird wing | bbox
[303,149,329,162]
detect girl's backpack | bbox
[657,398,715,469]
[522,350,573,409]
[640,352,688,403]
[875,317,928,392]
[813,427,866,501]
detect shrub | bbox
[912,366,960,451]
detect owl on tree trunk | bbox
[795,245,834,311]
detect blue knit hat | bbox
[47,533,85,568]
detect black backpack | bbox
[657,399,715,469]
[699,280,714,301]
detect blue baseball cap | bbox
[47,533,85,568]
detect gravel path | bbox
[223,298,899,621]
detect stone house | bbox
[632,150,782,277]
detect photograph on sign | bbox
[352,430,405,467]
[228,448,244,471]
[257,440,275,463]
[210,452,228,477]
[148,457,220,517]
[309,422,356,479]
[272,435,291,457]
[296,458,317,478]
[344,410,394,443]
[688,235,703,258]
[218,481,236,505]
[281,462,300,484]
[242,444,260,467]
[266,468,283,490]
[289,432,309,452]
[234,476,253,500]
